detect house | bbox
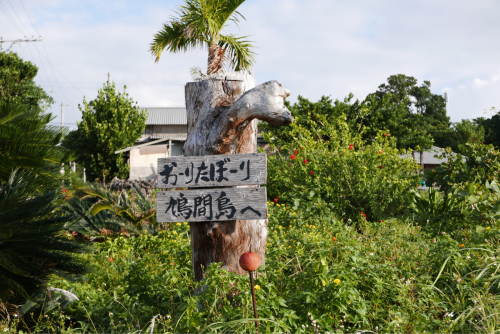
[412,146,450,170]
[115,107,187,180]
[116,107,268,180]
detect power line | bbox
[0,1,25,35]
[19,0,41,36]
[6,0,31,35]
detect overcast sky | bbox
[2,0,500,128]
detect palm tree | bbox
[150,0,256,75]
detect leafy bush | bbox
[262,96,420,221]
[426,142,500,194]
[2,203,494,333]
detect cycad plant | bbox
[65,183,157,237]
[150,0,256,74]
[0,171,86,317]
[0,102,74,189]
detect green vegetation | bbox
[3,202,499,333]
[150,0,256,75]
[62,83,147,182]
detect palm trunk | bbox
[207,43,224,75]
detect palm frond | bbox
[150,20,206,62]
[219,34,256,71]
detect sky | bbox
[1,0,500,129]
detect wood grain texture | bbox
[157,153,267,188]
[156,187,267,222]
[182,72,293,281]
[184,80,294,156]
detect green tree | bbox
[364,74,450,151]
[63,83,147,182]
[0,170,86,315]
[150,0,256,74]
[475,108,500,149]
[437,119,484,154]
[0,52,53,113]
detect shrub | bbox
[262,96,420,221]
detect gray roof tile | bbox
[140,107,187,125]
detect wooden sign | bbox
[157,153,266,189]
[156,187,267,222]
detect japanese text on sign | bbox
[157,153,266,189]
[156,187,267,222]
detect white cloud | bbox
[2,0,500,126]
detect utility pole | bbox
[444,91,449,117]
[0,36,42,53]
[108,72,111,83]
[59,102,71,126]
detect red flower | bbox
[303,159,308,164]
[277,196,280,199]
[332,237,337,242]
[378,150,383,154]
[108,257,114,263]
[380,219,383,222]
[278,148,281,151]
[349,144,354,150]
[294,150,299,155]
[310,171,314,175]
[301,147,304,150]
[385,133,389,137]
[379,165,383,168]
[171,262,175,265]
[273,198,278,203]
[360,212,363,214]
[291,154,296,160]
[62,189,69,194]
[363,214,366,218]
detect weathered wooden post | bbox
[157,72,293,281]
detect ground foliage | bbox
[3,201,500,333]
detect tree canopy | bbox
[63,83,147,182]
[150,0,256,75]
[0,52,53,113]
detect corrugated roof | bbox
[140,107,187,125]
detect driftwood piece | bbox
[156,188,267,222]
[184,72,293,281]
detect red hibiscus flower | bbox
[349,144,354,150]
[378,150,383,154]
[278,148,281,151]
[273,198,278,203]
[62,189,69,194]
[379,165,383,168]
[108,257,114,263]
[294,150,299,155]
[291,154,296,160]
[303,159,308,164]
[385,133,389,137]
[301,147,304,150]
[310,171,314,175]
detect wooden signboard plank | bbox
[157,153,266,189]
[157,187,267,222]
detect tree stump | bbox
[184,71,294,281]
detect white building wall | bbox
[128,141,184,180]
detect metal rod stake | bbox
[249,271,259,333]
